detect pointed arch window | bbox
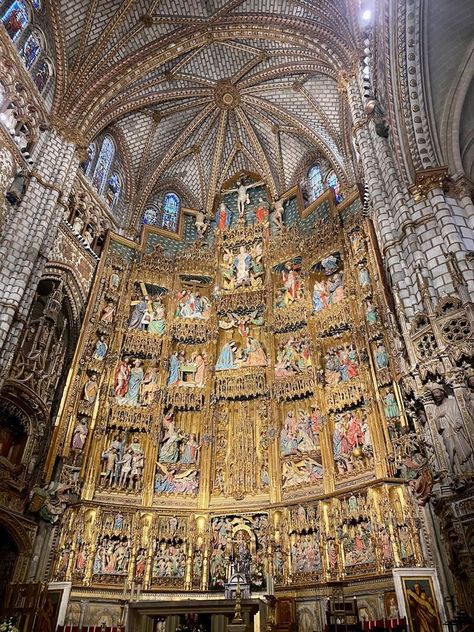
[307,165,323,202]
[91,136,114,195]
[161,192,180,232]
[1,1,29,42]
[106,172,121,208]
[326,170,342,204]
[20,31,41,70]
[32,59,50,92]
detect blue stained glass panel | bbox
[32,60,49,92]
[106,172,120,208]
[307,165,323,202]
[31,0,41,9]
[21,32,41,70]
[2,1,28,42]
[91,136,114,194]
[327,171,343,204]
[161,192,180,233]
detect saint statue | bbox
[215,202,232,231]
[93,336,108,361]
[71,417,88,451]
[233,245,252,287]
[429,383,474,476]
[195,210,208,238]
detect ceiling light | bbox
[362,9,371,21]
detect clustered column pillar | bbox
[0,128,78,382]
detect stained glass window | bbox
[327,170,343,204]
[31,0,41,9]
[21,31,41,70]
[91,136,114,194]
[32,59,49,92]
[1,1,29,42]
[307,165,323,202]
[106,172,121,208]
[143,207,158,225]
[161,192,180,232]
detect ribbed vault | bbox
[49,0,359,223]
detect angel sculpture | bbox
[222,179,264,218]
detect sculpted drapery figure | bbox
[429,383,474,476]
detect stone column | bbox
[0,128,78,382]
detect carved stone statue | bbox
[195,210,208,238]
[270,197,285,231]
[222,179,264,217]
[429,383,474,476]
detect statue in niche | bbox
[274,335,312,378]
[215,201,233,231]
[333,411,372,474]
[154,464,199,495]
[71,417,89,452]
[342,519,374,566]
[365,299,378,324]
[93,335,108,361]
[114,358,131,398]
[383,392,400,419]
[100,301,116,324]
[141,363,159,405]
[358,263,370,287]
[270,197,285,232]
[374,343,389,369]
[175,289,211,320]
[255,197,269,224]
[280,409,319,456]
[232,530,252,579]
[128,294,150,330]
[135,548,146,580]
[215,335,267,371]
[147,298,166,334]
[222,179,264,218]
[116,358,144,405]
[291,531,321,574]
[109,271,121,291]
[167,350,208,386]
[195,209,209,238]
[82,374,99,403]
[234,245,253,287]
[429,383,474,476]
[323,344,358,385]
[159,411,182,463]
[274,259,304,307]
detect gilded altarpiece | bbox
[47,183,425,597]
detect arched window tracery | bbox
[91,136,115,195]
[105,171,121,209]
[1,0,29,42]
[31,58,50,93]
[307,164,323,202]
[20,29,41,70]
[326,170,343,204]
[161,192,180,232]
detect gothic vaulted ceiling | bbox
[50,0,359,221]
